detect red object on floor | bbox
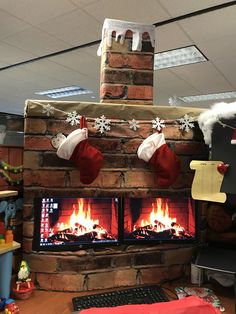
[79,296,220,314]
[11,281,34,300]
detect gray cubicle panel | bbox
[211,118,236,195]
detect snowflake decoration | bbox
[66,111,81,126]
[42,104,55,116]
[178,114,195,132]
[94,115,111,134]
[128,119,140,131]
[168,95,178,106]
[152,117,165,131]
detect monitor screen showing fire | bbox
[123,197,196,243]
[33,197,120,251]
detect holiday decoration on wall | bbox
[190,160,227,203]
[198,101,236,145]
[128,119,140,131]
[152,117,165,131]
[94,115,111,134]
[39,103,196,135]
[137,132,181,187]
[178,114,195,132]
[0,161,23,174]
[0,161,23,186]
[66,111,81,126]
[52,117,104,184]
[198,101,236,196]
[42,104,55,116]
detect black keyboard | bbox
[72,285,168,312]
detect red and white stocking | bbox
[137,132,181,187]
[54,117,104,184]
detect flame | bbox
[135,198,184,236]
[140,198,176,229]
[52,198,107,238]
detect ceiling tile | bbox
[69,0,100,8]
[211,58,236,90]
[199,35,236,63]
[0,0,77,25]
[158,0,233,17]
[23,59,99,90]
[0,41,36,66]
[50,50,100,79]
[155,23,192,52]
[0,9,30,40]
[179,6,236,44]
[83,0,171,24]
[38,9,102,46]
[154,69,199,98]
[3,27,70,56]
[82,44,100,57]
[170,62,233,94]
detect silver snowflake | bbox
[128,119,140,131]
[66,111,81,126]
[94,115,111,134]
[42,104,55,116]
[152,117,165,131]
[178,114,195,132]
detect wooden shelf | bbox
[0,190,18,198]
[0,241,21,255]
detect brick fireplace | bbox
[22,19,208,292]
[23,100,208,291]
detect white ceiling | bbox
[0,0,236,115]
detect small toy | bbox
[16,260,31,289]
[0,198,23,228]
[5,229,13,244]
[4,299,20,314]
[12,260,34,300]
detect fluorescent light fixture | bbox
[179,91,236,103]
[35,86,93,99]
[154,45,207,70]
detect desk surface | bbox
[0,190,18,198]
[0,241,21,255]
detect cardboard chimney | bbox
[98,19,155,105]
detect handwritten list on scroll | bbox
[190,160,227,203]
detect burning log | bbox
[48,228,116,243]
[129,225,193,240]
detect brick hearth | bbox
[23,100,208,292]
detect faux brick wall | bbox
[23,100,208,292]
[100,31,154,105]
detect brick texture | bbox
[100,29,154,104]
[36,273,84,291]
[127,85,153,100]
[108,53,153,70]
[25,254,57,273]
[23,101,208,293]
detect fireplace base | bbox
[25,244,196,292]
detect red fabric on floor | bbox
[79,296,220,314]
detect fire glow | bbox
[50,198,111,242]
[132,198,189,239]
[55,199,100,234]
